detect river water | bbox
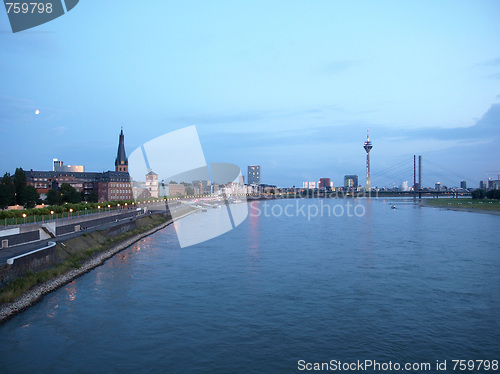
[0,198,499,373]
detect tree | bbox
[46,189,62,205]
[471,189,486,199]
[23,185,39,209]
[13,168,27,206]
[0,173,16,209]
[87,190,99,203]
[486,189,500,200]
[60,183,81,203]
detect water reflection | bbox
[360,198,374,270]
[247,202,260,274]
[65,281,77,302]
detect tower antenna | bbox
[363,130,373,195]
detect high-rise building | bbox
[460,181,467,189]
[303,181,316,189]
[363,130,373,191]
[53,159,63,171]
[401,181,409,191]
[247,165,261,185]
[115,128,128,172]
[53,158,84,173]
[479,181,487,189]
[344,175,358,188]
[319,178,331,189]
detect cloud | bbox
[49,126,68,136]
[320,60,358,74]
[478,57,500,67]
[486,73,500,80]
[0,95,37,125]
[0,95,66,127]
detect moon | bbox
[35,109,40,115]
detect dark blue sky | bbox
[1,1,499,188]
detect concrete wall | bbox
[0,244,60,285]
[55,211,137,236]
[0,213,169,287]
[0,231,40,247]
[0,211,140,248]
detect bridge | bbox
[369,155,474,199]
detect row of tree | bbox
[0,168,100,210]
[471,189,500,199]
[45,184,98,205]
[0,168,39,209]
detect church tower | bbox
[115,128,128,172]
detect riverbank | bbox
[0,209,193,323]
[420,198,500,215]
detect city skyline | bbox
[2,127,495,190]
[1,1,500,186]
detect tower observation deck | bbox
[363,130,373,192]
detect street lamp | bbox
[22,213,27,224]
[50,210,54,221]
[69,208,73,218]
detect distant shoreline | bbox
[420,199,500,216]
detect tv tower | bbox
[363,130,373,192]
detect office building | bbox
[52,158,84,173]
[26,129,133,202]
[344,175,358,188]
[319,178,331,189]
[247,165,261,185]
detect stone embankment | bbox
[0,213,179,323]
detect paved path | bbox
[0,212,156,265]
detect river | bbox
[0,198,499,373]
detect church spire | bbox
[115,128,128,172]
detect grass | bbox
[425,198,500,211]
[0,213,170,304]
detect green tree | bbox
[46,188,62,205]
[61,183,82,203]
[23,185,39,209]
[471,189,486,199]
[87,190,99,203]
[0,173,16,209]
[486,189,500,200]
[13,168,27,206]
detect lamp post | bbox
[69,208,73,219]
[23,213,27,224]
